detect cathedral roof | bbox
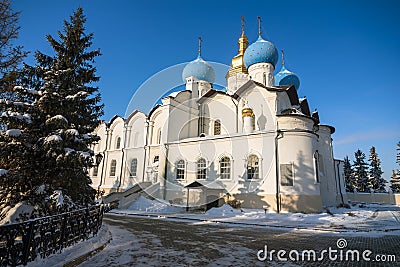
[182,38,215,83]
[233,80,299,106]
[197,89,233,103]
[275,65,300,90]
[243,36,279,68]
[182,55,216,83]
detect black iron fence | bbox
[0,205,104,266]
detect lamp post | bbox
[95,153,104,199]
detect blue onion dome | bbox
[243,36,279,68]
[274,65,300,90]
[182,55,216,83]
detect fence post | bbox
[22,220,34,266]
[59,213,68,251]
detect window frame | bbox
[116,137,121,149]
[219,156,231,179]
[93,165,99,177]
[247,154,259,180]
[197,158,207,180]
[110,159,117,177]
[314,152,320,183]
[157,128,161,144]
[176,159,185,180]
[130,158,138,177]
[214,120,221,135]
[280,163,294,186]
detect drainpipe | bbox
[142,119,150,182]
[275,129,282,213]
[230,98,239,133]
[117,122,128,192]
[162,143,169,199]
[198,103,203,135]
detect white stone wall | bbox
[201,94,237,135]
[89,68,342,212]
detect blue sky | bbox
[12,0,400,180]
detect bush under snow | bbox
[0,202,34,225]
[5,129,22,137]
[127,196,183,213]
[206,204,243,217]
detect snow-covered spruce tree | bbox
[352,149,370,192]
[390,170,400,193]
[0,7,103,223]
[368,146,386,192]
[0,77,42,222]
[343,156,356,192]
[32,7,103,207]
[390,142,400,193]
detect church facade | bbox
[90,20,347,213]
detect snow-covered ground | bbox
[112,197,400,235]
[27,225,111,267]
[24,197,400,267]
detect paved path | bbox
[79,214,400,267]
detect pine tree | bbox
[390,142,400,193]
[397,141,400,167]
[343,156,356,192]
[390,170,400,193]
[0,7,103,223]
[368,146,386,192]
[352,149,370,192]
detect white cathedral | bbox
[90,19,347,213]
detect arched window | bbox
[130,158,138,177]
[133,132,139,147]
[176,160,185,180]
[197,158,206,180]
[220,157,231,179]
[116,137,121,149]
[153,155,159,163]
[314,151,320,183]
[157,128,161,144]
[247,155,259,179]
[110,159,117,176]
[214,120,221,135]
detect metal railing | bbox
[0,205,104,266]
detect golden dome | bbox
[226,16,249,79]
[242,107,254,117]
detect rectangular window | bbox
[280,164,294,186]
[176,160,185,180]
[314,156,320,183]
[318,154,325,176]
[247,155,259,179]
[110,160,117,177]
[93,166,98,177]
[197,158,207,180]
[197,168,206,179]
[130,159,138,177]
[220,157,231,179]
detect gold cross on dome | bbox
[241,15,245,34]
[198,36,203,56]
